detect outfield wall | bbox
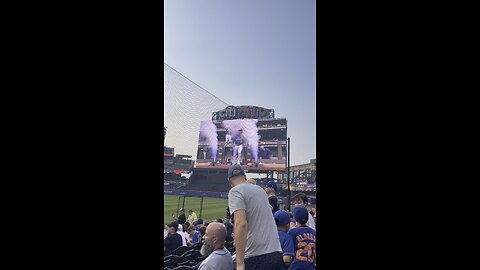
[164,189,316,205]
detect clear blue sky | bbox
[164,0,316,166]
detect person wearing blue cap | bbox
[293,193,316,231]
[274,210,295,270]
[265,181,279,215]
[226,164,283,270]
[288,206,316,270]
[196,219,207,238]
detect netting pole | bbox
[182,195,186,210]
[199,196,204,219]
[177,195,181,217]
[287,137,291,212]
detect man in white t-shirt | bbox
[177,224,189,246]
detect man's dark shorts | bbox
[245,252,283,270]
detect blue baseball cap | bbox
[274,210,291,226]
[292,206,309,225]
[227,164,245,180]
[265,181,277,191]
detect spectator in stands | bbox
[194,220,200,230]
[293,193,316,230]
[274,210,295,270]
[224,217,234,242]
[224,215,231,223]
[198,222,234,270]
[226,158,233,166]
[265,181,279,215]
[259,146,272,160]
[164,224,168,239]
[185,223,192,243]
[187,209,198,224]
[288,206,316,270]
[187,225,202,245]
[226,207,234,225]
[197,219,207,238]
[164,221,183,253]
[178,208,187,225]
[227,164,283,270]
[177,224,189,246]
[224,216,233,229]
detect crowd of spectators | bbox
[163,164,317,269]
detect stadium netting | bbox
[164,63,228,158]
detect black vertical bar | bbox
[200,196,204,219]
[182,196,186,210]
[177,195,181,217]
[287,137,291,211]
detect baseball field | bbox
[164,195,229,225]
[164,194,314,225]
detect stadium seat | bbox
[166,258,203,270]
[164,258,174,268]
[164,254,181,261]
[169,265,197,270]
[168,250,201,267]
[176,260,196,267]
[190,242,202,250]
[172,246,190,256]
[179,249,202,262]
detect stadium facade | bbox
[163,127,194,184]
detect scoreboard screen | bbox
[196,118,287,172]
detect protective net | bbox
[164,63,229,157]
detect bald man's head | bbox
[201,222,226,255]
[206,222,227,243]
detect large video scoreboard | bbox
[196,106,287,172]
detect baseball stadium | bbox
[163,63,317,269]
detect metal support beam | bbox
[199,196,204,219]
[287,137,291,211]
[176,195,181,217]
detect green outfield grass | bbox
[164,195,229,225]
[164,194,315,226]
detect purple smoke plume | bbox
[199,121,218,161]
[222,119,260,162]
